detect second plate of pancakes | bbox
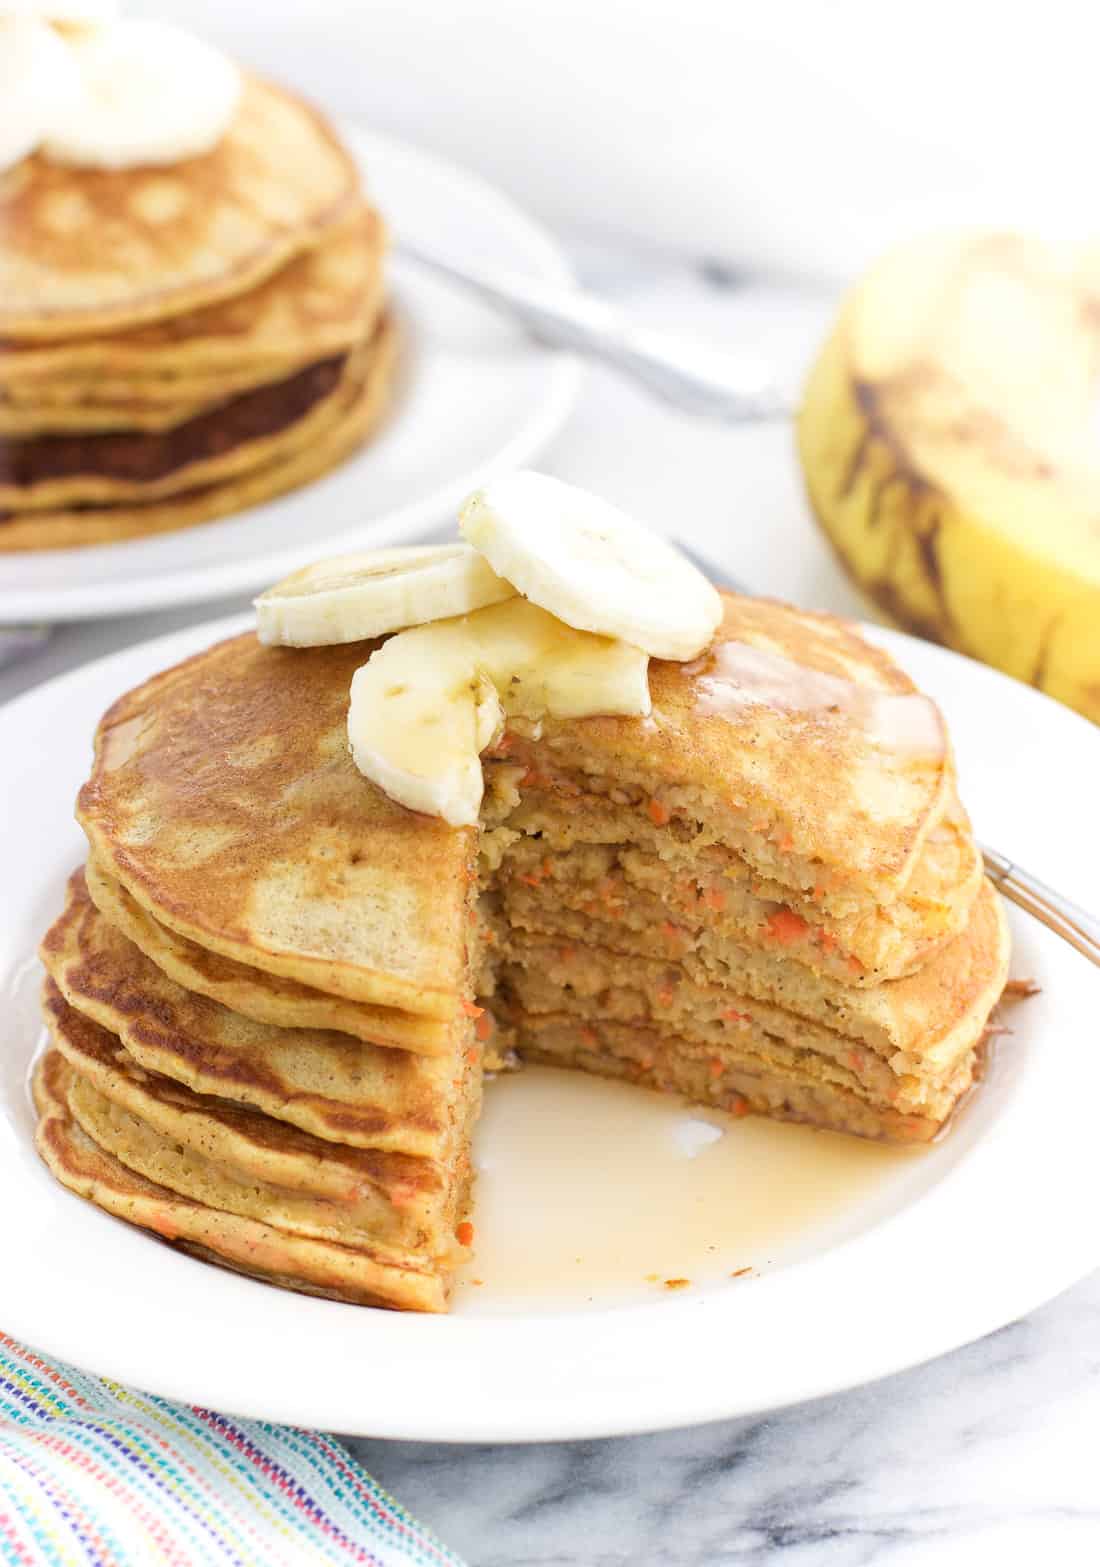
[0,126,579,624]
[0,610,1098,1441]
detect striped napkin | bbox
[0,1335,464,1567]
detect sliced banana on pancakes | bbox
[43,19,241,169]
[348,599,651,825]
[0,16,81,172]
[257,472,722,825]
[460,469,723,661]
[255,544,516,647]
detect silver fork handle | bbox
[396,240,793,423]
[981,845,1100,968]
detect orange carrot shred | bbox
[476,1012,492,1041]
[456,1221,475,1247]
[709,1059,724,1078]
[460,1000,484,1018]
[647,798,671,827]
[765,909,809,945]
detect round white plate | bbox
[1,615,1097,1442]
[0,129,579,625]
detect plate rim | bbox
[1,615,1098,1442]
[0,124,581,626]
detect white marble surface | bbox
[4,251,1099,1567]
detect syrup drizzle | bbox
[687,642,945,759]
[453,1067,916,1313]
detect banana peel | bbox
[797,231,1100,723]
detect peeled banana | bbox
[797,231,1100,722]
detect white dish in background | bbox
[0,128,579,625]
[0,615,1097,1441]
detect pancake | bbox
[492,799,981,986]
[36,588,1010,1309]
[479,595,956,909]
[77,631,478,1019]
[498,877,1009,1077]
[510,1014,975,1143]
[0,76,361,342]
[0,205,385,388]
[34,1049,451,1311]
[81,859,450,1053]
[43,980,471,1257]
[498,879,1008,1128]
[0,334,369,511]
[0,315,396,551]
[41,874,468,1151]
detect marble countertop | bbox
[5,251,1099,1567]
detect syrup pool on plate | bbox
[453,1065,920,1312]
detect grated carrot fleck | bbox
[456,1221,475,1247]
[460,1000,484,1018]
[476,1012,493,1041]
[647,798,671,827]
[764,909,809,945]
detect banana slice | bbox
[460,470,723,661]
[0,16,81,173]
[42,19,241,170]
[255,545,515,648]
[348,598,650,825]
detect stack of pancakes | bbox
[35,594,1010,1311]
[0,77,393,551]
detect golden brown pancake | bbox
[499,876,1009,1075]
[0,205,385,389]
[77,630,478,1019]
[41,873,469,1151]
[0,328,382,512]
[43,980,467,1257]
[34,1049,451,1311]
[0,77,361,341]
[81,858,450,1054]
[0,315,396,550]
[479,594,957,908]
[34,589,1011,1310]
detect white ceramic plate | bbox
[1,616,1098,1442]
[0,129,579,625]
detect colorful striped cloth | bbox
[0,1335,464,1567]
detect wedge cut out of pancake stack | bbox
[36,473,1012,1312]
[0,10,393,551]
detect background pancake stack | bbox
[0,76,394,551]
